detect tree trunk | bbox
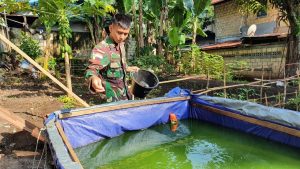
[192,17,198,45]
[43,34,51,71]
[157,0,168,57]
[285,1,299,76]
[138,0,144,48]
[157,7,164,56]
[63,38,72,94]
[191,18,199,71]
[94,16,101,44]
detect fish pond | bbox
[75,119,300,169]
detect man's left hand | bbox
[126,66,139,72]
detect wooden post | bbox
[0,106,44,141]
[55,122,83,168]
[0,34,89,108]
[296,91,299,111]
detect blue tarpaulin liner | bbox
[45,87,300,169]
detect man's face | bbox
[109,23,130,44]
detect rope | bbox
[43,142,48,169]
[32,127,46,169]
[36,141,46,169]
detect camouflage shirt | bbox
[85,37,130,102]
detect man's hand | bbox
[90,76,105,93]
[126,66,140,72]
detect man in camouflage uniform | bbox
[85,14,139,102]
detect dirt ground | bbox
[0,75,64,169]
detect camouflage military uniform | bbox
[85,37,131,102]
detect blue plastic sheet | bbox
[59,99,190,148]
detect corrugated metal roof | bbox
[201,33,288,50]
[201,41,242,50]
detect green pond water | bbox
[75,119,300,169]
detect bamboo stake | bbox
[0,34,89,108]
[283,65,287,108]
[264,92,268,106]
[223,63,227,98]
[260,65,264,104]
[296,91,299,111]
[206,69,210,92]
[297,68,300,91]
[278,92,281,108]
[55,122,83,168]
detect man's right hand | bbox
[90,76,105,93]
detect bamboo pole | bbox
[0,34,89,108]
[193,81,261,94]
[223,63,227,98]
[159,75,200,84]
[55,122,83,168]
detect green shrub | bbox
[58,95,77,109]
[20,32,42,60]
[129,54,175,75]
[181,45,224,79]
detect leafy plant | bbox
[129,54,175,75]
[58,95,77,109]
[48,57,57,72]
[226,60,249,81]
[181,45,224,79]
[19,32,42,60]
[214,88,258,101]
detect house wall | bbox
[214,0,289,42]
[206,43,286,79]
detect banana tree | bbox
[182,0,211,44]
[78,0,115,45]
